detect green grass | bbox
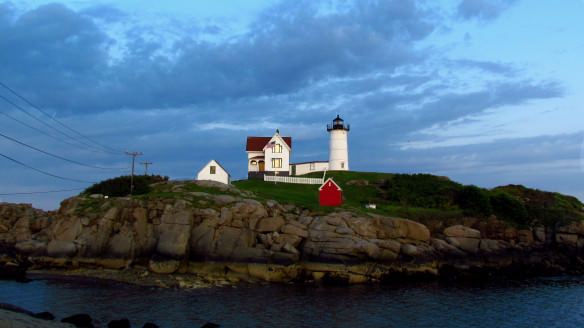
[233,171,462,219]
[82,171,584,228]
[233,179,327,212]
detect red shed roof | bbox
[319,178,342,191]
[246,136,292,151]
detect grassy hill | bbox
[82,171,584,229]
[233,171,584,228]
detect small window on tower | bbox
[210,166,216,174]
[341,162,345,169]
[274,144,282,153]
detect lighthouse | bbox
[327,114,350,171]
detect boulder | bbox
[149,258,180,274]
[47,240,77,257]
[335,227,354,234]
[310,217,338,232]
[61,313,93,328]
[218,207,233,225]
[401,244,418,256]
[156,223,190,259]
[372,239,401,253]
[479,239,503,253]
[444,225,481,239]
[214,227,254,258]
[255,217,285,232]
[325,216,347,227]
[534,227,546,243]
[431,238,465,256]
[190,222,216,257]
[51,217,83,242]
[376,217,430,241]
[280,224,308,238]
[557,222,584,235]
[282,242,300,255]
[344,216,378,239]
[15,240,47,256]
[556,233,579,247]
[308,230,343,242]
[273,233,302,247]
[107,232,134,259]
[108,319,131,328]
[517,229,534,245]
[446,237,480,253]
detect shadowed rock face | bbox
[1,181,584,284]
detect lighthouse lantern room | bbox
[327,114,350,171]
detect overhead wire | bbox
[0,188,85,196]
[0,110,106,151]
[0,81,124,155]
[0,131,127,170]
[0,151,96,184]
[0,93,120,155]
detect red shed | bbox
[319,178,343,206]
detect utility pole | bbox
[141,161,152,175]
[126,151,142,195]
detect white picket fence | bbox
[263,175,323,185]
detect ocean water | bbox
[1,275,584,328]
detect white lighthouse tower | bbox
[327,114,350,171]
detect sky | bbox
[0,0,583,210]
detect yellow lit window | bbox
[274,144,282,153]
[272,158,282,168]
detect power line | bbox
[0,131,127,170]
[0,188,85,196]
[0,93,119,155]
[0,81,123,155]
[126,152,142,194]
[0,110,93,150]
[0,151,95,184]
[141,161,152,175]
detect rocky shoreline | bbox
[2,180,584,287]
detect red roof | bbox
[246,136,292,151]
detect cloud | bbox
[0,0,438,114]
[451,59,516,75]
[456,0,517,21]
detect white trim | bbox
[318,177,342,191]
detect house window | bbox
[210,166,216,174]
[272,158,282,168]
[274,144,282,153]
[251,160,257,165]
[310,163,315,170]
[341,162,344,169]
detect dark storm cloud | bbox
[456,0,517,21]
[0,0,436,113]
[0,3,110,112]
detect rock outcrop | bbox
[1,181,584,285]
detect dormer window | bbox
[274,143,282,153]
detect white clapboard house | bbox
[246,130,292,179]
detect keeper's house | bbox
[246,130,292,179]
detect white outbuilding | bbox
[196,160,231,184]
